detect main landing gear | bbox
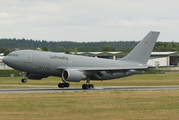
[58,83,70,88]
[58,78,94,89]
[82,79,94,89]
[82,84,94,89]
[58,79,70,88]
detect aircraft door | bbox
[26,53,38,69]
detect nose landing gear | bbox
[21,78,27,83]
[21,72,27,83]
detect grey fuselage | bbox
[3,50,148,81]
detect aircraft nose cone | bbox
[2,56,9,65]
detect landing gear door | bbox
[26,53,32,63]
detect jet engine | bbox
[62,69,87,82]
[25,72,48,80]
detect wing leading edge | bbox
[57,66,149,71]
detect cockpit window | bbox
[8,54,18,57]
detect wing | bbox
[57,66,148,71]
[57,66,150,80]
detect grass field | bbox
[0,74,179,119]
[0,90,179,120]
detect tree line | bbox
[0,38,179,55]
[153,41,179,51]
[0,38,138,52]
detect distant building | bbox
[72,51,178,66]
[147,52,176,66]
[10,47,41,51]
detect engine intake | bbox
[62,69,87,82]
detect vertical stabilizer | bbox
[120,31,160,64]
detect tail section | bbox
[120,31,160,64]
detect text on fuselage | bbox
[49,55,68,60]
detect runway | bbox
[0,86,179,94]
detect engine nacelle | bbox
[25,72,48,80]
[62,69,87,82]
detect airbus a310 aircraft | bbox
[3,31,160,89]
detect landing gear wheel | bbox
[58,83,64,88]
[82,84,94,89]
[82,84,87,89]
[58,83,70,88]
[21,78,27,83]
[65,83,70,87]
[90,84,94,88]
[82,78,94,89]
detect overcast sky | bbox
[0,0,179,42]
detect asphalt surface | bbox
[0,86,179,94]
